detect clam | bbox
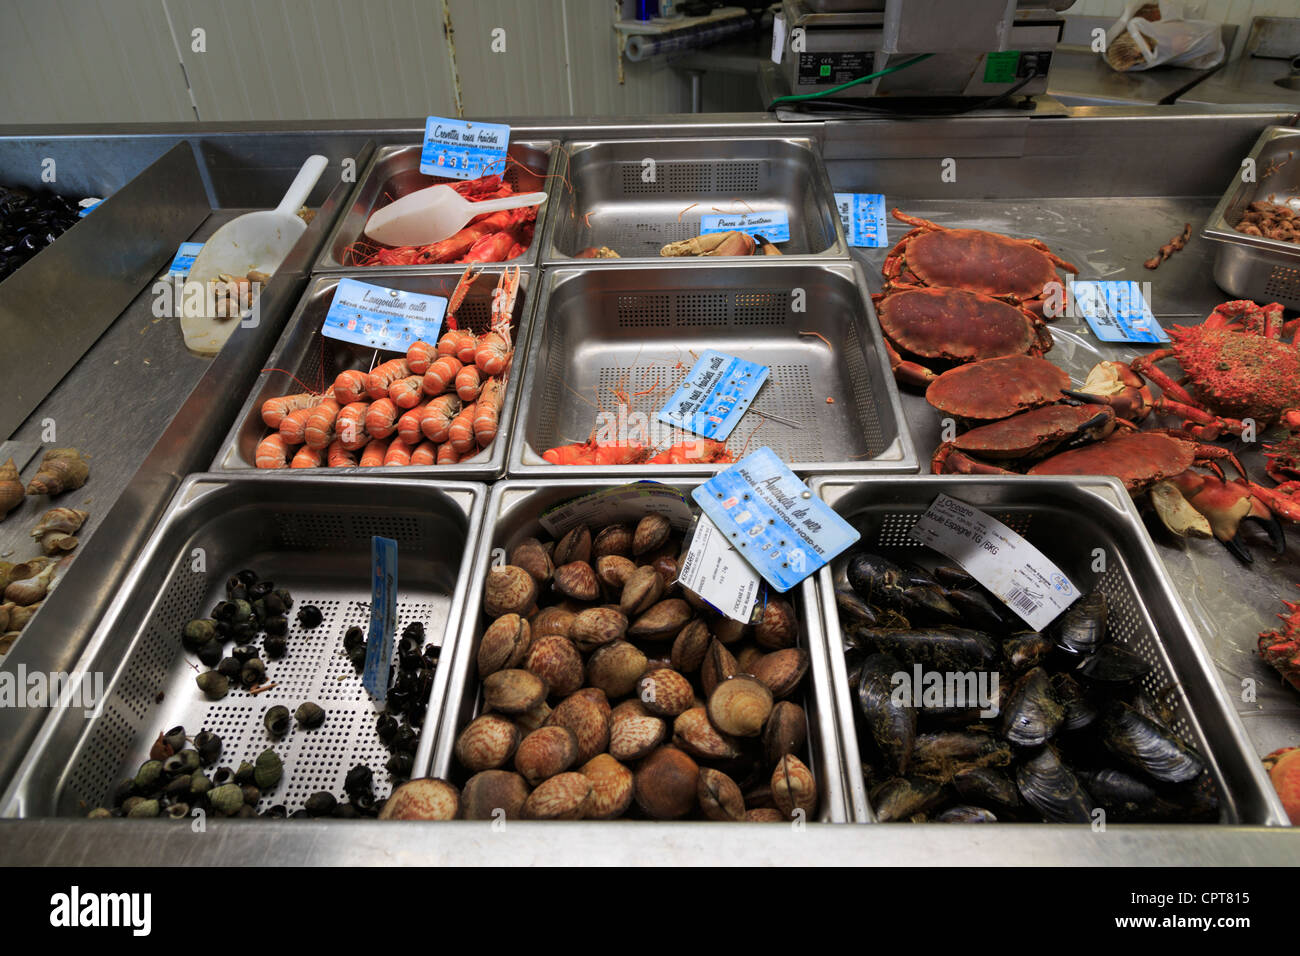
[455,714,521,772]
[754,599,797,649]
[596,554,637,592]
[514,725,579,786]
[522,772,592,820]
[531,606,575,639]
[707,675,773,738]
[763,701,807,764]
[460,770,531,820]
[633,514,671,556]
[547,688,610,763]
[619,565,664,617]
[593,523,634,559]
[579,754,634,819]
[525,635,584,697]
[482,669,547,715]
[634,746,699,819]
[477,614,532,678]
[700,639,739,697]
[509,537,554,585]
[637,667,694,717]
[554,561,599,602]
[569,607,627,652]
[585,640,648,699]
[748,647,810,698]
[609,702,666,761]
[697,768,746,821]
[670,619,710,673]
[673,706,741,760]
[378,778,460,820]
[772,754,817,818]
[628,598,691,641]
[553,526,592,566]
[484,566,537,618]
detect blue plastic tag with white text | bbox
[362,536,398,702]
[699,211,791,243]
[322,278,449,352]
[419,116,510,180]
[834,192,888,248]
[657,350,769,441]
[1072,280,1168,344]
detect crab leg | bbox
[930,444,1019,476]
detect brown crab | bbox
[874,287,1053,387]
[882,210,1079,315]
[925,355,1071,424]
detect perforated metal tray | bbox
[1202,125,1300,310]
[543,138,846,263]
[0,475,485,818]
[428,479,851,822]
[213,269,535,480]
[806,475,1289,826]
[507,262,917,477]
[315,141,561,273]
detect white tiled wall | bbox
[0,0,751,124]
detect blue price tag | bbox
[322,278,449,352]
[834,192,888,248]
[77,198,103,218]
[657,350,769,442]
[699,211,791,243]
[362,536,399,702]
[1072,280,1168,344]
[692,448,860,593]
[419,116,511,180]
[166,241,204,278]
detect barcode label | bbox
[1005,586,1041,615]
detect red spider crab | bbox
[1261,745,1300,824]
[882,210,1079,315]
[873,287,1053,387]
[1076,300,1300,441]
[1260,585,1300,694]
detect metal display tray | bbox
[543,137,847,263]
[807,475,1289,826]
[507,261,917,477]
[314,141,562,274]
[428,479,851,822]
[212,269,536,480]
[1201,125,1300,310]
[0,474,485,818]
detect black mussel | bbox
[1076,767,1158,820]
[387,688,412,714]
[901,585,961,626]
[376,713,399,745]
[934,565,977,589]
[1051,673,1098,732]
[935,805,998,823]
[196,639,223,668]
[911,730,1012,777]
[264,634,288,659]
[857,653,916,775]
[345,764,373,796]
[858,627,1000,672]
[897,561,942,589]
[1001,667,1064,747]
[236,569,259,587]
[421,644,440,669]
[297,605,323,629]
[1100,703,1204,784]
[194,731,222,765]
[1052,588,1108,657]
[953,766,1020,809]
[1003,631,1052,672]
[835,588,881,628]
[1077,644,1152,685]
[392,670,416,695]
[1132,687,1178,729]
[869,776,945,822]
[401,621,425,642]
[846,552,911,612]
[232,644,259,664]
[1015,747,1096,823]
[945,589,1006,632]
[844,649,865,695]
[216,657,241,679]
[343,625,365,651]
[264,705,290,738]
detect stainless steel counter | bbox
[3,108,1300,864]
[1178,54,1300,108]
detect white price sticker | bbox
[771,13,786,65]
[677,515,761,623]
[908,494,1081,632]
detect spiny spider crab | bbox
[1261,744,1300,824]
[1261,588,1300,696]
[873,286,1053,387]
[882,210,1079,315]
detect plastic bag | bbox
[1104,0,1225,72]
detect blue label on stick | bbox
[1072,280,1168,344]
[657,350,769,441]
[322,278,449,352]
[166,241,205,278]
[834,192,888,248]
[699,211,791,243]
[419,116,511,180]
[362,536,399,702]
[693,448,860,592]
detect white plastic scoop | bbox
[363,183,547,248]
[181,154,329,355]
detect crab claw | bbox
[1065,361,1153,423]
[1159,471,1284,564]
